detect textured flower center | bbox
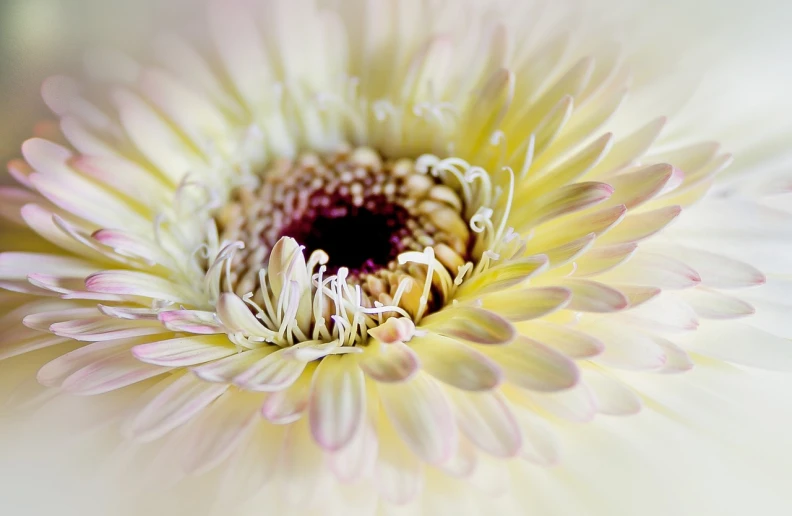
[214,147,472,318]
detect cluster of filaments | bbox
[208,146,516,347]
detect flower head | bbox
[1,0,791,514]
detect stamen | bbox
[204,147,522,347]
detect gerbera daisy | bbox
[1,0,791,514]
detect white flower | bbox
[1,0,791,515]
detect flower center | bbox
[214,147,472,318]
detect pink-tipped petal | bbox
[132,336,236,367]
[233,347,307,392]
[358,341,420,383]
[309,355,366,451]
[378,373,457,465]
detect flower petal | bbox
[358,341,420,383]
[475,287,571,321]
[375,421,424,505]
[681,288,755,320]
[598,205,682,244]
[61,351,171,395]
[657,245,765,288]
[679,322,792,371]
[585,322,667,370]
[605,163,675,209]
[482,336,579,392]
[378,373,457,464]
[517,182,614,228]
[260,363,316,424]
[127,373,228,442]
[86,270,194,303]
[51,317,166,342]
[599,251,701,290]
[179,391,261,475]
[410,333,502,391]
[132,336,236,367]
[329,419,378,483]
[0,252,98,280]
[521,322,605,359]
[191,347,276,383]
[419,306,515,344]
[557,279,630,313]
[454,255,549,297]
[512,405,561,466]
[446,389,522,458]
[583,368,642,415]
[37,338,138,387]
[216,292,277,340]
[158,310,226,334]
[309,354,366,451]
[529,382,597,422]
[233,347,307,392]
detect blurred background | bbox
[0,0,194,164]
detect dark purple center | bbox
[278,192,412,275]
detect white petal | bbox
[61,351,170,395]
[654,245,765,289]
[216,293,277,340]
[179,391,261,475]
[132,336,236,367]
[375,417,425,505]
[520,322,605,359]
[679,321,792,371]
[482,336,579,392]
[0,252,98,280]
[583,369,642,415]
[586,322,667,370]
[378,373,457,464]
[260,363,316,424]
[191,347,276,383]
[329,419,378,483]
[86,270,194,304]
[158,310,226,334]
[232,347,307,392]
[309,354,366,451]
[127,373,228,442]
[446,389,522,458]
[511,405,561,466]
[529,382,598,422]
[37,338,137,387]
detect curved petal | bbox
[410,333,502,391]
[482,336,579,392]
[419,306,515,344]
[132,336,236,367]
[446,389,522,458]
[378,373,457,464]
[233,347,308,392]
[476,287,571,321]
[126,373,228,442]
[309,354,366,451]
[358,341,420,383]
